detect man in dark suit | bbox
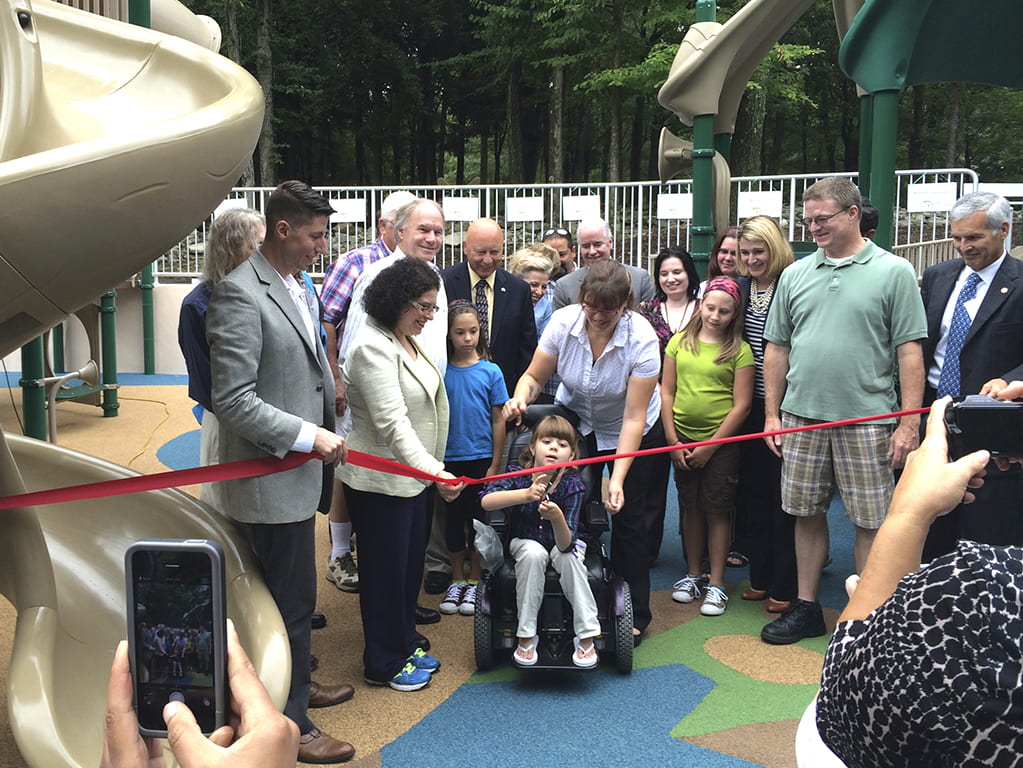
[441,217,537,396]
[207,180,356,764]
[921,190,1023,556]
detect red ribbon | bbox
[0,407,928,510]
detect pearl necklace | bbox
[749,278,776,314]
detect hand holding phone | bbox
[125,539,227,738]
[102,619,300,768]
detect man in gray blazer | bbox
[551,217,655,310]
[207,181,356,764]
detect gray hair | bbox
[576,217,613,242]
[204,208,264,285]
[380,190,416,223]
[394,198,444,232]
[950,191,1012,232]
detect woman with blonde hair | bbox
[508,243,557,337]
[178,207,265,505]
[733,215,796,613]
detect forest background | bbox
[182,0,1022,188]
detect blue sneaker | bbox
[409,647,441,673]
[364,661,431,692]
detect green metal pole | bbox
[868,90,899,252]
[713,132,731,165]
[141,265,155,374]
[100,290,120,417]
[129,0,155,374]
[19,337,46,439]
[51,321,64,373]
[858,94,874,204]
[691,117,717,280]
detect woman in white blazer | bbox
[340,257,464,692]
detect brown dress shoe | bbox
[298,727,355,764]
[766,598,792,613]
[741,587,767,601]
[308,681,355,708]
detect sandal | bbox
[513,636,538,667]
[572,636,598,668]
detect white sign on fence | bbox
[906,182,958,213]
[656,193,693,220]
[506,196,545,222]
[329,197,367,223]
[443,196,481,222]
[738,190,784,218]
[562,195,602,222]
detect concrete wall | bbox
[2,283,194,377]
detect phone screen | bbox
[128,545,223,735]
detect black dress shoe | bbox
[424,571,451,595]
[415,632,430,651]
[415,604,441,625]
[311,612,327,630]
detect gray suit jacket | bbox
[207,251,336,524]
[551,261,655,311]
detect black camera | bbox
[944,395,1023,460]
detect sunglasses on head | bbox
[542,227,572,242]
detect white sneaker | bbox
[325,552,359,593]
[701,585,728,616]
[671,575,702,603]
[458,584,477,615]
[439,582,467,614]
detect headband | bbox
[704,277,742,307]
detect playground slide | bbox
[0,1,287,766]
[657,0,817,134]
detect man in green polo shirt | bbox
[759,176,927,645]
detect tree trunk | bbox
[221,0,255,186]
[255,0,275,186]
[608,0,623,182]
[506,61,524,182]
[947,82,965,166]
[731,85,765,176]
[908,85,925,168]
[549,65,565,182]
[629,96,644,180]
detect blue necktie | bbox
[936,272,982,398]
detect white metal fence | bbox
[155,168,983,280]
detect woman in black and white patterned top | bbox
[733,216,795,612]
[817,398,1023,767]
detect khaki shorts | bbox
[674,442,740,530]
[779,412,894,530]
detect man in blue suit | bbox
[441,218,537,396]
[921,191,1023,556]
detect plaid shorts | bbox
[779,412,894,529]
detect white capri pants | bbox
[509,537,600,640]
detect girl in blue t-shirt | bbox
[438,301,509,617]
[660,277,754,618]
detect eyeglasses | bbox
[581,303,623,319]
[409,300,441,315]
[542,227,572,242]
[801,208,849,229]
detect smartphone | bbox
[125,539,228,737]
